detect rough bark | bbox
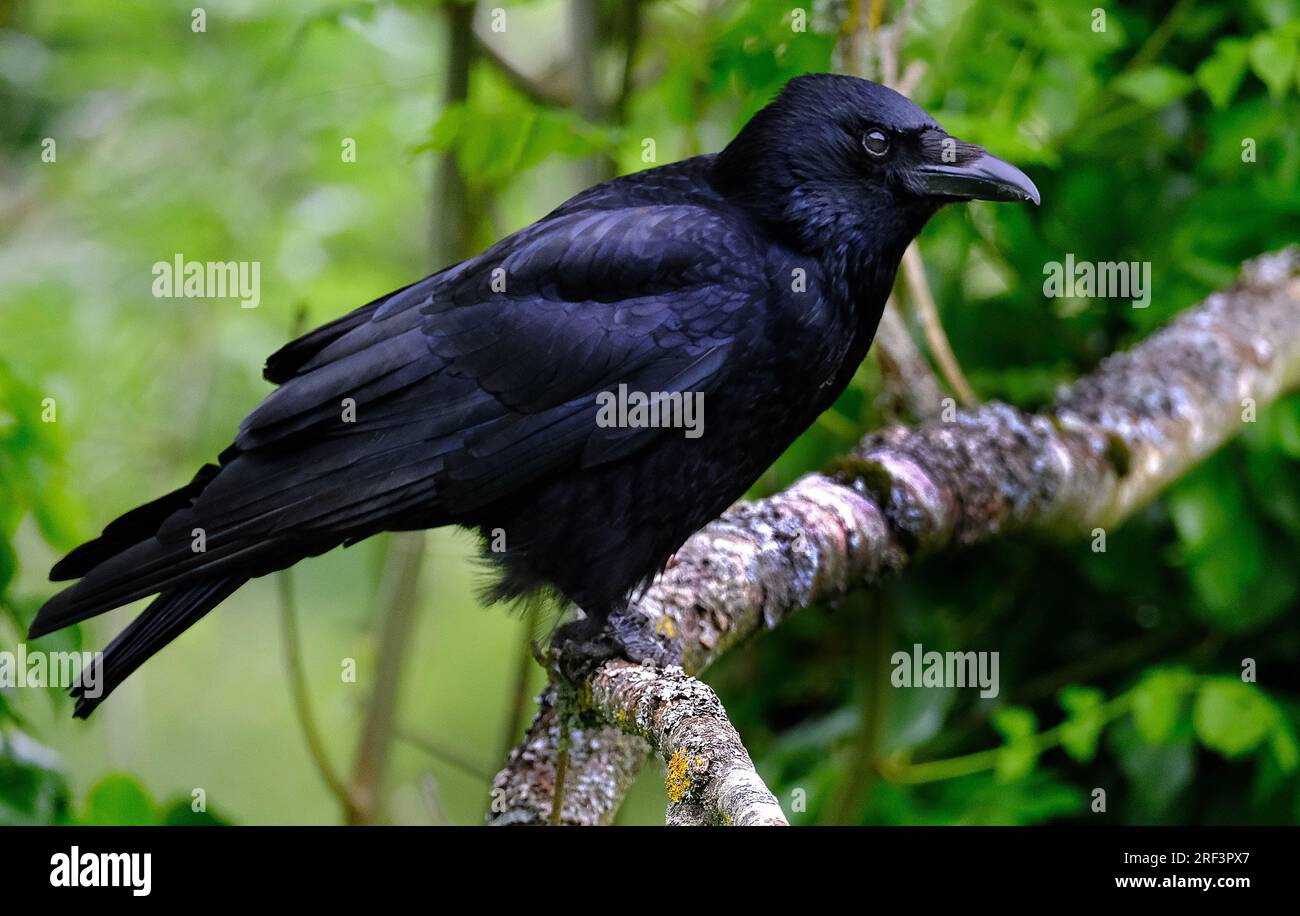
[583,662,788,825]
[488,248,1300,826]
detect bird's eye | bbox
[862,129,890,157]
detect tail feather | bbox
[30,532,286,639]
[70,576,245,719]
[50,464,222,582]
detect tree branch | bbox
[591,662,786,825]
[488,247,1300,826]
[473,35,574,109]
[488,661,787,826]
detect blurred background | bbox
[1,0,1298,826]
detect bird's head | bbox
[713,73,1039,256]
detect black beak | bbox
[914,147,1040,205]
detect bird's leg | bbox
[544,605,680,824]
[548,597,681,680]
[606,603,681,670]
[550,602,681,684]
[550,610,620,683]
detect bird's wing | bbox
[221,203,765,522]
[46,201,767,617]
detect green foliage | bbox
[82,774,157,826]
[1131,668,1194,744]
[993,706,1041,781]
[1057,685,1106,763]
[1196,39,1251,109]
[1,0,1297,825]
[1193,678,1278,758]
[424,95,616,188]
[0,732,72,825]
[76,772,227,825]
[1114,65,1196,108]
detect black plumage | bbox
[31,74,1038,716]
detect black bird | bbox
[31,74,1038,716]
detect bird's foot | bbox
[550,606,681,684]
[607,606,681,670]
[550,614,621,683]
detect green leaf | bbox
[1196,39,1250,109]
[1269,721,1300,774]
[0,536,15,599]
[1193,680,1275,758]
[1113,66,1195,108]
[993,706,1039,781]
[1167,461,1295,629]
[882,684,957,755]
[1248,31,1298,98]
[1131,669,1194,744]
[82,774,157,826]
[0,732,71,825]
[1250,0,1300,30]
[1271,398,1300,459]
[1058,686,1105,763]
[160,798,228,826]
[425,103,466,152]
[992,706,1037,741]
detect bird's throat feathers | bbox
[712,145,935,325]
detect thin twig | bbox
[431,0,476,264]
[550,715,571,826]
[881,694,1134,785]
[825,591,891,823]
[473,35,573,108]
[277,569,359,818]
[393,724,494,781]
[346,531,427,824]
[499,603,540,761]
[612,0,643,126]
[902,244,978,406]
[570,0,609,186]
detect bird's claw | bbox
[607,608,681,670]
[550,607,681,684]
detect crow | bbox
[30,74,1038,717]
